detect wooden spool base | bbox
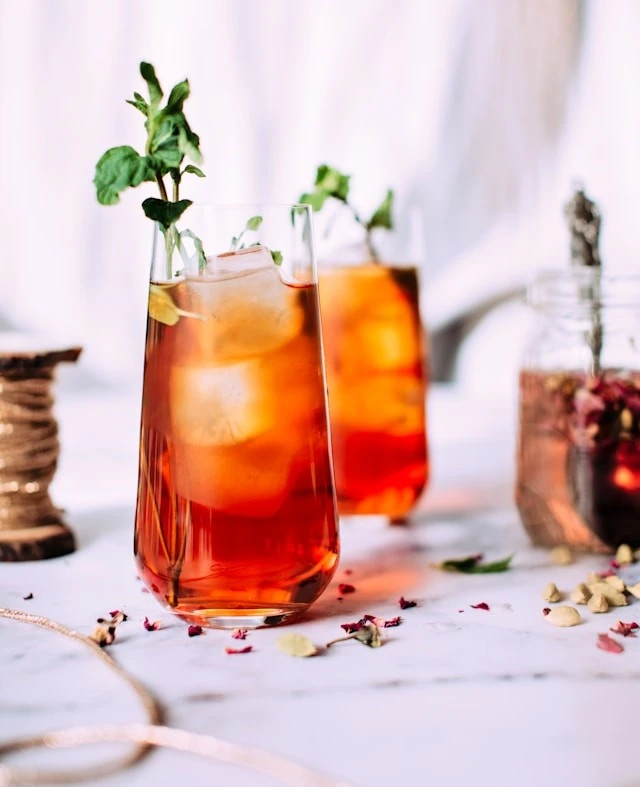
[0,523,76,562]
[0,337,82,562]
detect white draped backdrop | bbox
[0,0,638,393]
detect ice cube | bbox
[329,373,425,435]
[169,359,278,446]
[173,258,303,363]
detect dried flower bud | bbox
[545,606,582,627]
[91,623,116,647]
[588,592,609,613]
[570,583,592,605]
[615,544,634,565]
[542,582,562,602]
[604,575,626,592]
[627,583,640,599]
[588,582,628,607]
[550,545,573,565]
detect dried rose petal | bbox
[382,616,403,628]
[597,633,624,653]
[231,628,248,640]
[458,609,464,613]
[471,602,490,611]
[143,617,160,632]
[610,560,621,570]
[336,597,344,602]
[109,610,128,621]
[22,593,33,600]
[188,625,203,637]
[398,597,417,610]
[225,646,252,655]
[338,583,356,594]
[610,621,639,638]
[542,607,551,616]
[340,621,365,633]
[360,614,403,629]
[344,569,354,576]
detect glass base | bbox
[172,605,307,630]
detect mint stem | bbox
[349,205,378,262]
[156,173,169,202]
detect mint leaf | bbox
[142,198,193,229]
[126,92,149,116]
[177,121,202,164]
[300,191,330,211]
[315,164,350,201]
[165,80,190,114]
[270,250,283,266]
[94,146,153,205]
[436,554,514,574]
[184,165,205,178]
[368,188,394,231]
[140,62,163,107]
[246,216,263,232]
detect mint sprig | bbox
[435,554,514,574]
[299,164,394,261]
[229,216,282,266]
[94,61,206,276]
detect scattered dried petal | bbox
[22,593,33,600]
[344,569,354,576]
[471,602,490,611]
[542,583,562,603]
[570,583,591,605]
[398,597,417,609]
[542,608,551,616]
[616,544,634,565]
[327,622,382,649]
[588,592,609,613]
[143,617,160,632]
[225,646,252,655]
[550,545,573,565]
[545,606,581,627]
[341,621,365,633]
[596,633,624,653]
[610,560,621,570]
[604,575,626,592]
[109,610,128,621]
[188,625,203,637]
[141,588,150,594]
[338,583,356,594]
[231,628,248,640]
[610,620,639,637]
[276,632,318,657]
[382,616,403,628]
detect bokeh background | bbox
[0,0,638,396]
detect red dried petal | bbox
[336,597,344,602]
[22,593,33,600]
[341,621,365,633]
[398,597,417,609]
[383,616,403,628]
[610,621,639,637]
[360,614,402,628]
[225,645,252,655]
[610,560,621,570]
[458,609,464,613]
[471,602,490,611]
[231,628,248,640]
[188,625,203,637]
[344,569,354,576]
[109,610,128,621]
[597,633,624,653]
[542,608,551,616]
[143,617,160,631]
[338,583,356,594]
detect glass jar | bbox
[516,269,640,552]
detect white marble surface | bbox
[2,386,640,787]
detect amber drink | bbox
[135,206,339,627]
[319,263,428,518]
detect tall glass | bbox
[317,212,429,520]
[134,205,339,627]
